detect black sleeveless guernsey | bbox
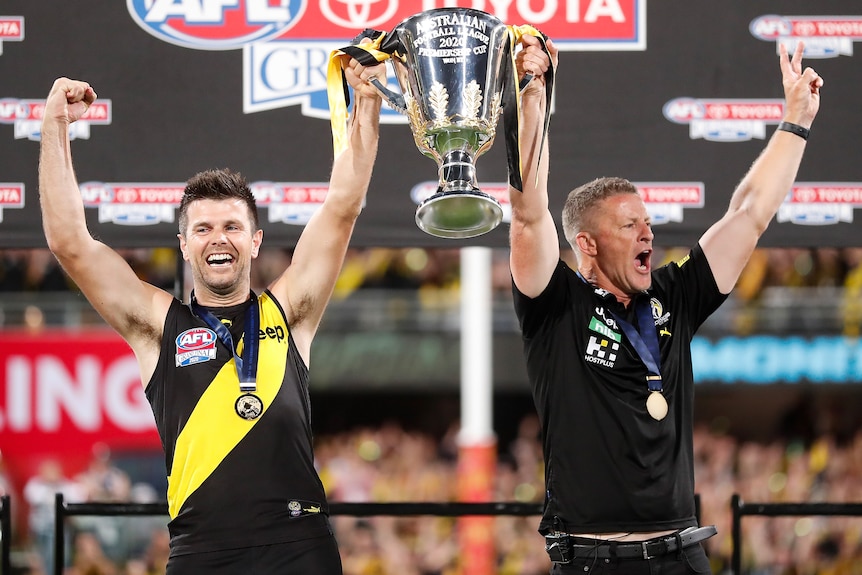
[145,290,331,557]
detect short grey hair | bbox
[561,176,640,249]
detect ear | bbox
[177,233,190,261]
[575,231,597,257]
[251,229,263,258]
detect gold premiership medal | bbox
[646,391,668,421]
[235,393,264,421]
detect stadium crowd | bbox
[2,416,861,575]
[3,246,862,336]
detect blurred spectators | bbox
[73,444,134,564]
[64,530,118,575]
[841,247,862,337]
[321,420,862,575]
[0,249,73,292]
[694,426,862,574]
[3,246,861,337]
[6,246,862,299]
[120,527,169,575]
[0,451,11,497]
[23,459,87,575]
[6,420,861,574]
[75,444,132,503]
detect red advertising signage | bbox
[126,0,645,49]
[0,330,161,494]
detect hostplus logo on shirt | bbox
[585,316,621,368]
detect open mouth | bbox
[635,249,651,272]
[206,253,234,267]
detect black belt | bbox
[567,525,717,560]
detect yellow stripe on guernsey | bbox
[167,293,286,519]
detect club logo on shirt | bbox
[287,499,322,517]
[585,316,621,368]
[175,328,217,367]
[650,297,671,327]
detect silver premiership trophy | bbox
[379,9,508,238]
[329,9,549,239]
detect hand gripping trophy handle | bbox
[328,9,553,239]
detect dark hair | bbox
[561,176,639,248]
[178,168,259,235]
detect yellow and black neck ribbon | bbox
[504,26,555,193]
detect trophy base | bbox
[415,189,503,239]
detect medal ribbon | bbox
[609,297,663,393]
[190,291,259,393]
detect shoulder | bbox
[651,245,718,292]
[259,290,289,325]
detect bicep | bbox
[509,209,560,298]
[268,203,354,350]
[58,241,170,342]
[699,211,761,295]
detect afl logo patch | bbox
[175,328,217,366]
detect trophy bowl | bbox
[375,8,511,239]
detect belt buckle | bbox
[641,541,654,560]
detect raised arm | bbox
[269,58,383,362]
[509,36,560,298]
[39,78,171,379]
[700,42,823,294]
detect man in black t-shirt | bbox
[512,37,823,574]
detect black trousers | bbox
[550,542,712,575]
[166,534,343,575]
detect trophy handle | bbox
[338,29,408,114]
[367,77,407,114]
[514,27,550,92]
[328,29,406,155]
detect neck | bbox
[192,286,252,308]
[577,266,634,308]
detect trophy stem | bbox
[440,150,478,193]
[415,151,503,239]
